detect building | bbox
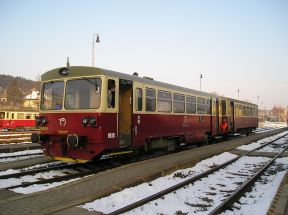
[271,105,286,122]
[22,89,40,110]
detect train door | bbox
[216,98,220,133]
[230,101,235,133]
[211,98,218,135]
[119,79,133,148]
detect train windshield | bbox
[41,81,64,110]
[65,78,102,109]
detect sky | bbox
[0,0,287,109]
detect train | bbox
[31,66,258,163]
[0,110,38,131]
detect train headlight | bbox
[58,68,70,76]
[41,117,47,125]
[89,117,97,127]
[82,117,89,127]
[36,117,42,126]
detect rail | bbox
[107,133,288,215]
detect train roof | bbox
[42,66,257,107]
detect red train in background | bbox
[0,110,38,131]
[31,66,258,163]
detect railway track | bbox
[208,144,288,214]
[0,131,286,193]
[0,135,31,144]
[106,133,288,215]
[0,151,169,191]
[0,131,35,144]
[0,152,43,160]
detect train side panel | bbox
[132,114,212,147]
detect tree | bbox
[6,80,23,107]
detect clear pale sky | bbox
[0,0,287,109]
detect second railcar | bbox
[0,110,38,131]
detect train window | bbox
[135,88,143,111]
[197,97,206,114]
[41,81,64,110]
[12,113,15,119]
[108,80,116,108]
[65,78,102,109]
[157,90,172,112]
[186,96,196,114]
[17,113,24,119]
[26,114,32,119]
[236,104,239,116]
[221,100,226,115]
[146,88,156,112]
[212,101,216,115]
[0,112,4,119]
[243,106,247,116]
[6,112,9,119]
[173,93,185,113]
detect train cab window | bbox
[108,80,116,108]
[221,100,226,115]
[65,78,101,109]
[41,81,64,110]
[146,88,156,112]
[157,91,172,112]
[197,97,206,114]
[186,96,196,114]
[135,88,143,111]
[0,112,4,119]
[173,93,185,113]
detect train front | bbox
[31,67,115,163]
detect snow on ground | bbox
[0,133,31,137]
[0,158,84,194]
[80,154,287,215]
[258,135,288,153]
[0,167,80,193]
[0,149,43,158]
[255,121,287,134]
[0,141,32,145]
[11,177,81,194]
[237,130,288,151]
[0,161,65,176]
[221,157,288,215]
[261,121,287,129]
[0,149,43,163]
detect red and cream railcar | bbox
[31,66,258,163]
[0,110,38,130]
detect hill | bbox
[0,74,40,92]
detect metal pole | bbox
[92,37,95,67]
[200,74,203,91]
[92,34,100,67]
[237,89,239,100]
